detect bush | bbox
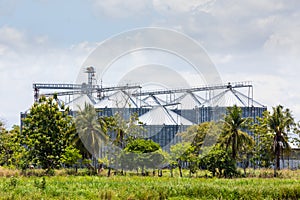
[199,149,239,178]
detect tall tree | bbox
[199,147,237,178]
[0,122,12,166]
[121,139,165,175]
[21,96,76,172]
[180,121,222,153]
[106,112,143,148]
[170,142,192,177]
[0,125,26,168]
[265,105,295,171]
[0,121,4,132]
[220,105,254,161]
[60,145,82,173]
[251,115,274,168]
[75,103,108,160]
[292,122,300,148]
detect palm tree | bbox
[106,112,143,148]
[75,103,108,160]
[267,105,294,171]
[220,105,254,161]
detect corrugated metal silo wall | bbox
[95,106,266,151]
[172,106,267,124]
[139,125,188,150]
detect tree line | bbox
[0,96,299,177]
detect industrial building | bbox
[25,67,267,152]
[21,67,300,170]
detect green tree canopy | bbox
[199,147,237,178]
[262,105,295,171]
[220,105,254,161]
[251,115,274,168]
[124,138,160,153]
[74,103,108,159]
[169,142,192,177]
[121,139,165,173]
[21,96,76,172]
[180,121,222,153]
[106,112,143,148]
[60,145,82,167]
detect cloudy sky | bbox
[0,0,300,128]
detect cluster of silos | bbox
[66,85,266,150]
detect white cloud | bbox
[90,0,152,18]
[2,0,300,126]
[150,0,300,55]
[221,71,300,120]
[89,0,216,18]
[0,26,24,42]
[264,28,300,57]
[0,26,97,128]
[152,0,216,14]
[0,26,27,51]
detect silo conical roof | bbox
[210,89,265,107]
[138,106,193,125]
[66,94,96,110]
[94,91,147,109]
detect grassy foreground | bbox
[1,175,300,200]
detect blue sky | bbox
[0,0,144,44]
[1,0,300,127]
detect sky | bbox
[0,0,300,128]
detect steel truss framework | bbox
[33,81,263,108]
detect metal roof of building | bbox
[142,95,166,107]
[172,92,204,109]
[94,91,147,109]
[138,106,193,126]
[207,89,265,107]
[66,94,96,110]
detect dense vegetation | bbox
[0,175,300,199]
[1,97,300,176]
[1,96,300,198]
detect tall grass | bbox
[0,175,300,199]
[0,167,20,177]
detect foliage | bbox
[74,103,108,159]
[169,142,193,177]
[251,115,275,168]
[0,125,26,168]
[180,121,222,152]
[106,112,144,148]
[220,105,254,161]
[1,176,300,199]
[124,138,160,153]
[176,108,254,177]
[2,93,300,181]
[199,147,238,178]
[263,105,296,171]
[179,121,225,175]
[34,177,46,190]
[60,145,82,167]
[183,145,199,175]
[21,96,76,171]
[121,139,165,172]
[292,122,300,147]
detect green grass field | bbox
[1,174,300,200]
